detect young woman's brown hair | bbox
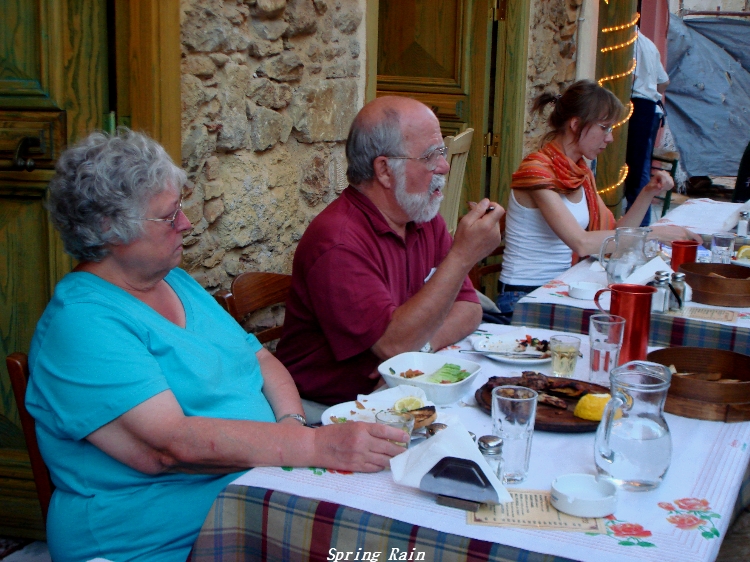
[533,79,625,145]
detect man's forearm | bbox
[428,300,482,351]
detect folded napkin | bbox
[467,326,528,351]
[390,421,512,503]
[623,256,672,285]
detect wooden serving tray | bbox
[647,347,750,422]
[678,263,750,307]
[475,378,609,433]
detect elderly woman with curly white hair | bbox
[26,129,407,562]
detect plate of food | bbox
[474,371,610,433]
[321,386,439,435]
[472,332,552,365]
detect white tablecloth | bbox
[233,324,750,562]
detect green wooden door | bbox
[0,0,108,539]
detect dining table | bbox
[511,258,750,356]
[191,324,750,562]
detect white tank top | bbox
[500,189,590,286]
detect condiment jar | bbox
[669,272,685,311]
[478,435,503,480]
[651,271,670,313]
[738,211,749,237]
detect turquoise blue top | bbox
[26,268,275,561]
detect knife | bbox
[459,349,546,358]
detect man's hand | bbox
[451,199,504,267]
[643,169,674,196]
[312,421,409,472]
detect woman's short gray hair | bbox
[46,128,186,262]
[346,107,405,185]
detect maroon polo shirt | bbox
[275,186,479,405]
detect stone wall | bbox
[522,0,583,156]
[179,0,365,292]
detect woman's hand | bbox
[642,169,675,196]
[312,421,410,472]
[649,225,703,244]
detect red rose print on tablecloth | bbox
[667,514,708,530]
[590,517,655,547]
[610,523,653,538]
[661,497,720,539]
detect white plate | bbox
[473,333,552,365]
[321,398,440,439]
[734,258,750,268]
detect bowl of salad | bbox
[378,352,482,405]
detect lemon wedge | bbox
[737,245,750,260]
[573,393,611,421]
[394,396,424,413]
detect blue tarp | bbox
[665,14,750,177]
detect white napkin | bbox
[390,421,512,504]
[721,200,750,231]
[467,326,528,351]
[622,256,672,285]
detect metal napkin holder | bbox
[419,456,499,512]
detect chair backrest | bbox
[214,272,293,344]
[651,148,679,217]
[469,243,505,300]
[439,128,474,235]
[6,352,54,523]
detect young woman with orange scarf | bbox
[497,80,700,317]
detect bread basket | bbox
[677,263,750,307]
[646,347,750,422]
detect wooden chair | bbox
[651,148,679,217]
[469,243,505,301]
[6,352,54,523]
[439,128,474,235]
[214,272,292,344]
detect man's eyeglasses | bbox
[136,195,183,229]
[598,124,614,135]
[388,146,448,171]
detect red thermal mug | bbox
[670,240,699,272]
[594,284,657,364]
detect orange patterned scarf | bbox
[510,142,615,232]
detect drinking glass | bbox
[375,411,414,448]
[588,314,626,384]
[491,385,538,483]
[549,335,581,378]
[711,233,735,264]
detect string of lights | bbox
[598,58,637,86]
[602,13,640,33]
[613,101,635,130]
[597,164,629,195]
[600,30,638,53]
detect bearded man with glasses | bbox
[276,96,505,420]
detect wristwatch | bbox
[277,413,307,426]
[420,342,434,353]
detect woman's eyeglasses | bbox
[136,196,184,229]
[388,146,448,171]
[598,124,614,135]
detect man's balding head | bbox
[346,96,438,186]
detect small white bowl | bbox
[378,352,482,406]
[550,474,617,518]
[568,281,604,300]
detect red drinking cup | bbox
[594,284,657,364]
[670,240,699,272]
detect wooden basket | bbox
[678,263,750,307]
[647,347,750,422]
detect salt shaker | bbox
[478,435,503,480]
[669,272,686,311]
[651,271,670,313]
[738,211,749,237]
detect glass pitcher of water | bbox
[598,227,659,284]
[595,361,672,491]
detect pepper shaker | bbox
[478,435,503,480]
[669,272,686,311]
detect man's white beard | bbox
[393,167,445,224]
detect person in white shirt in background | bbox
[625,28,670,227]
